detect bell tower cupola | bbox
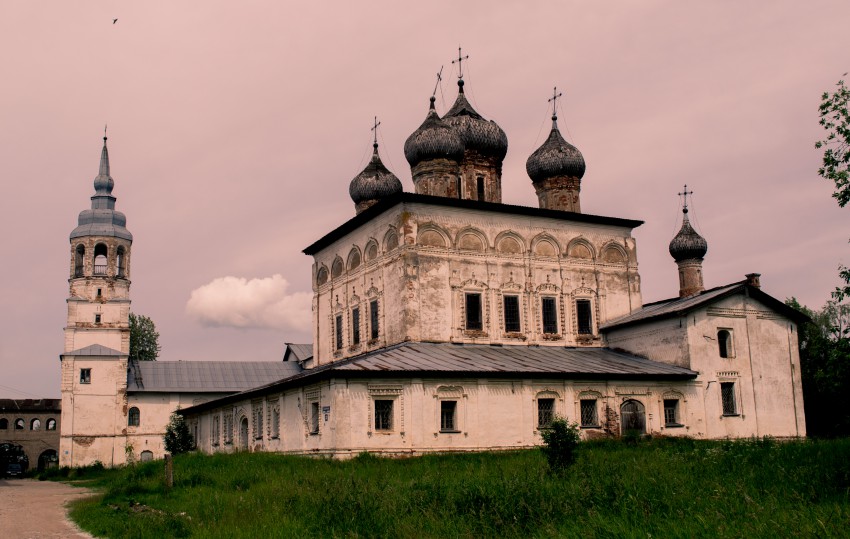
[668,185,708,298]
[349,118,403,214]
[65,134,133,354]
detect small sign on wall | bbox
[322,406,330,422]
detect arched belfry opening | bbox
[74,244,85,277]
[116,246,127,278]
[93,243,108,276]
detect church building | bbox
[59,64,807,466]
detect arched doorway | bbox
[140,450,153,462]
[38,449,58,471]
[620,399,646,435]
[239,417,249,450]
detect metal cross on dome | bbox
[432,66,444,98]
[452,47,469,79]
[678,184,694,211]
[548,87,563,117]
[371,116,381,146]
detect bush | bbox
[540,417,580,471]
[164,413,194,455]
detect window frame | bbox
[369,299,379,341]
[352,307,361,346]
[0,418,7,430]
[537,397,555,429]
[309,401,320,435]
[663,399,682,427]
[541,296,558,334]
[721,382,738,416]
[503,295,521,333]
[15,418,24,430]
[576,298,593,335]
[718,329,734,358]
[374,399,394,432]
[335,314,343,351]
[128,407,140,427]
[440,400,459,432]
[465,292,483,331]
[580,398,599,428]
[46,418,56,431]
[80,368,91,384]
[30,418,41,431]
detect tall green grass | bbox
[62,437,850,538]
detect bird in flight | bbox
[113,19,118,24]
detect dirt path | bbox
[0,479,94,538]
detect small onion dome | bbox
[349,143,403,205]
[668,210,708,261]
[70,137,132,241]
[526,116,586,183]
[404,97,464,167]
[442,80,508,160]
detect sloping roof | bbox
[0,399,61,412]
[601,281,808,331]
[303,192,643,255]
[63,344,126,357]
[283,343,313,363]
[127,361,302,393]
[179,342,696,415]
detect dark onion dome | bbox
[526,115,586,183]
[404,97,464,167]
[349,143,403,204]
[442,80,508,160]
[70,137,132,241]
[668,209,708,261]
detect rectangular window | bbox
[96,288,102,297]
[465,293,482,330]
[94,314,101,324]
[374,400,393,431]
[542,297,558,334]
[271,407,280,439]
[352,308,361,345]
[80,368,91,384]
[537,398,555,428]
[503,295,520,332]
[224,414,233,444]
[580,399,598,427]
[310,402,320,434]
[440,400,457,431]
[335,314,343,350]
[721,382,737,415]
[370,300,379,340]
[576,299,593,335]
[255,407,263,440]
[476,177,485,200]
[664,399,680,426]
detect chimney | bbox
[745,273,761,288]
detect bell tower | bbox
[60,134,133,467]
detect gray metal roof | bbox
[179,342,696,415]
[0,399,61,412]
[63,344,126,357]
[283,343,313,362]
[600,280,807,331]
[127,360,302,393]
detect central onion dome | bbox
[70,136,132,241]
[526,115,586,183]
[669,208,708,261]
[442,80,508,160]
[349,142,403,214]
[404,97,464,167]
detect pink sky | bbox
[1,1,847,398]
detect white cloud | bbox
[186,274,312,332]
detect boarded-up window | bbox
[538,398,555,428]
[721,382,737,415]
[580,399,598,427]
[374,400,393,431]
[458,233,485,252]
[542,297,558,334]
[466,293,482,330]
[576,299,593,335]
[497,236,522,254]
[534,240,557,257]
[418,230,446,248]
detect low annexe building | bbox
[0,399,61,471]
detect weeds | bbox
[58,438,850,538]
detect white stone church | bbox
[60,73,807,467]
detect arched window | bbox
[140,450,153,462]
[93,243,108,275]
[718,330,733,358]
[46,418,56,431]
[0,418,7,430]
[128,407,140,427]
[14,418,24,430]
[116,246,126,278]
[30,418,41,431]
[74,245,85,277]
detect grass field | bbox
[48,437,850,538]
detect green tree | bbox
[164,413,194,455]
[129,312,160,361]
[540,417,580,472]
[816,77,850,300]
[786,297,850,437]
